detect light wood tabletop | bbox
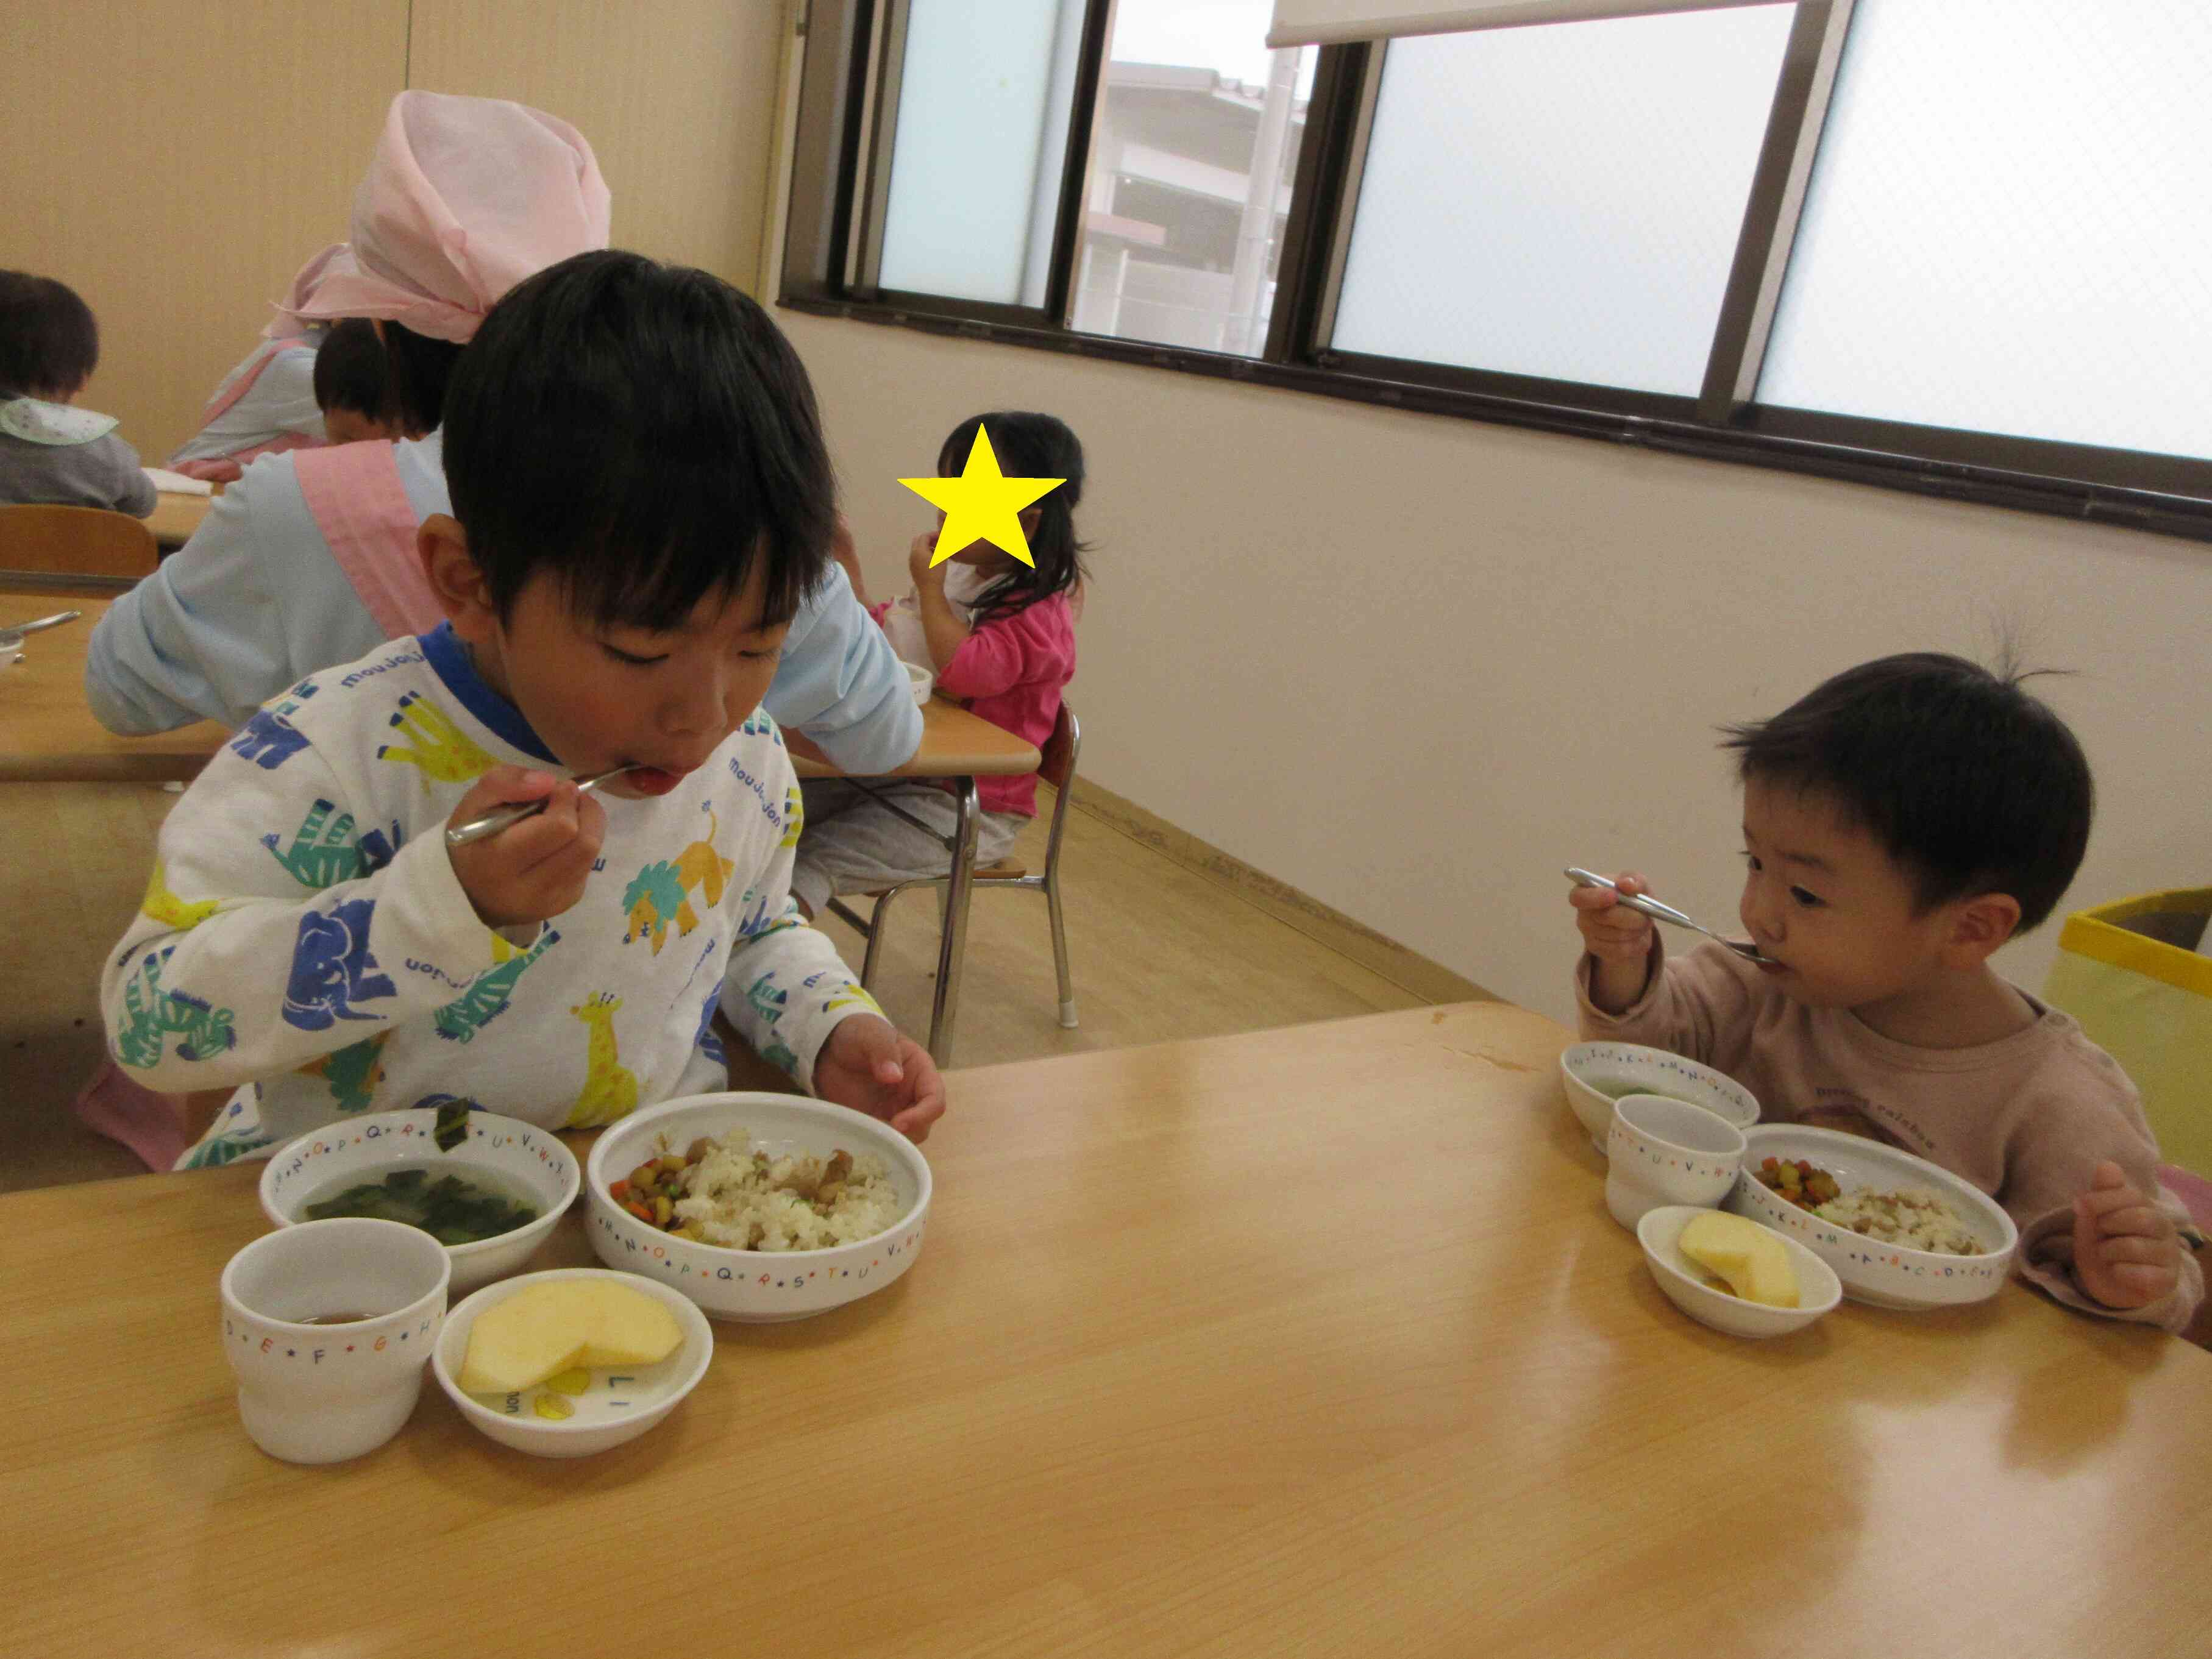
[789,692,1040,780]
[6,1003,2207,1658]
[147,488,213,549]
[0,591,224,782]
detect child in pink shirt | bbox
[1571,653,2202,1332]
[792,411,1086,919]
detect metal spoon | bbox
[0,609,82,650]
[1564,867,1776,965]
[445,766,638,847]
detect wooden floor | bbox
[1,780,1476,1191]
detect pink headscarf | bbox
[260,242,348,339]
[281,90,611,346]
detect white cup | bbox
[1604,1095,1747,1232]
[219,1217,451,1463]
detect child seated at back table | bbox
[168,243,348,482]
[1570,653,2202,1330]
[310,319,400,447]
[799,410,1086,918]
[0,271,156,517]
[100,249,944,1168]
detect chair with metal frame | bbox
[828,703,1081,1030]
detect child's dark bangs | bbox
[558,462,808,636]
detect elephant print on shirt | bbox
[282,898,397,1031]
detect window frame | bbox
[780,0,2212,545]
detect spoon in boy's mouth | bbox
[1563,867,1778,965]
[445,766,641,847]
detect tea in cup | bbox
[1604,1095,1746,1232]
[219,1217,450,1463]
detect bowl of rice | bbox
[585,1093,930,1323]
[1724,1124,2018,1310]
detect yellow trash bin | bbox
[2042,887,2212,1178]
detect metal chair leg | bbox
[860,890,891,988]
[1045,875,1076,1028]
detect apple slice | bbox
[458,1280,683,1393]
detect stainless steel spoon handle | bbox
[1564,868,1701,930]
[1564,868,1771,964]
[445,767,632,847]
[0,609,82,648]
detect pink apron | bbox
[169,337,324,481]
[291,439,444,638]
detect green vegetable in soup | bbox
[302,1164,539,1245]
[433,1096,473,1153]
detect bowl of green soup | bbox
[1559,1042,1759,1157]
[259,1107,580,1295]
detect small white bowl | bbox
[1724,1125,2018,1310]
[261,1107,580,1296]
[585,1092,930,1323]
[1560,1042,1759,1154]
[902,659,934,705]
[431,1268,713,1458]
[1636,1204,1842,1339]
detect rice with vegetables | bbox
[1812,1187,1984,1256]
[669,1131,904,1252]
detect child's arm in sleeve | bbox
[759,563,921,775]
[716,762,889,1092]
[1999,1070,2203,1332]
[100,735,509,1093]
[935,604,1067,702]
[111,438,158,517]
[84,478,302,733]
[1573,936,1760,1072]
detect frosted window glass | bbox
[1759,0,2212,462]
[1330,6,1795,396]
[878,0,1084,306]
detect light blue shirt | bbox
[167,341,326,466]
[84,431,923,776]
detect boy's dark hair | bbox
[379,321,463,437]
[0,271,99,397]
[442,249,831,632]
[311,319,393,422]
[1720,652,2094,934]
[937,411,1089,622]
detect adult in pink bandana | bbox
[281,91,611,348]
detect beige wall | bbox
[784,310,2212,1028]
[407,0,786,286]
[1,1,405,458]
[1,0,786,460]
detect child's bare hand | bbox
[909,531,947,589]
[812,1013,947,1142]
[445,766,606,930]
[2071,1161,2182,1311]
[1571,870,1657,965]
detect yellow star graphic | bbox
[898,424,1064,569]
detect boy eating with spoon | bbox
[1570,653,2200,1330]
[101,251,942,1167]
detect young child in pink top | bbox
[797,410,1086,919]
[1571,653,2202,1332]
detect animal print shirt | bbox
[103,624,881,1169]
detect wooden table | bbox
[8,1003,2208,1658]
[148,488,213,549]
[0,591,225,781]
[791,695,1040,1065]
